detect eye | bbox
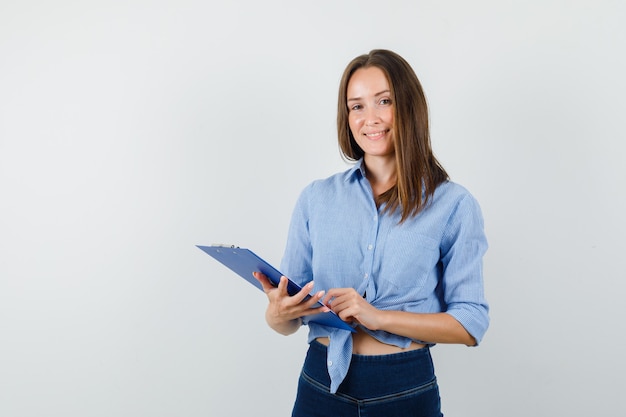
[350,104,362,111]
[379,98,392,106]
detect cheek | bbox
[348,114,362,133]
[384,108,394,124]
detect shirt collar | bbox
[345,158,366,182]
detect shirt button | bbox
[327,360,333,366]
[367,244,373,250]
[363,273,369,279]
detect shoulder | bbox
[433,181,480,209]
[431,181,487,249]
[434,180,471,198]
[300,164,360,197]
[430,181,485,228]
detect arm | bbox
[253,272,329,336]
[322,289,476,345]
[258,183,322,335]
[323,192,489,346]
[379,310,476,345]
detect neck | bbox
[363,155,396,197]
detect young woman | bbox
[254,49,489,417]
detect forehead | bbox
[347,66,390,96]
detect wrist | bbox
[372,309,391,332]
[266,311,301,336]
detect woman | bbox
[254,49,489,417]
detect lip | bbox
[363,129,390,140]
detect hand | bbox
[253,272,329,335]
[322,288,382,330]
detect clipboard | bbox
[196,244,355,332]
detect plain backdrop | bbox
[1,1,625,416]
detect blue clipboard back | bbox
[196,244,355,333]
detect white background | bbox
[1,1,625,416]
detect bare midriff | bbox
[316,327,426,355]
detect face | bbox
[346,66,395,161]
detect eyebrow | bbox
[347,89,391,102]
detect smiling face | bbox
[346,66,395,163]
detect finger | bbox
[326,293,361,315]
[322,288,351,304]
[321,293,334,306]
[305,290,330,311]
[324,287,356,298]
[322,291,346,308]
[252,272,275,293]
[300,303,331,317]
[338,311,356,323]
[277,275,290,296]
[292,280,316,304]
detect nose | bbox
[365,106,381,126]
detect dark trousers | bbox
[292,340,443,417]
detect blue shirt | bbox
[280,159,489,393]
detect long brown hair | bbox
[337,49,449,222]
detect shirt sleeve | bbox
[440,193,490,345]
[280,184,314,287]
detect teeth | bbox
[366,131,385,137]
